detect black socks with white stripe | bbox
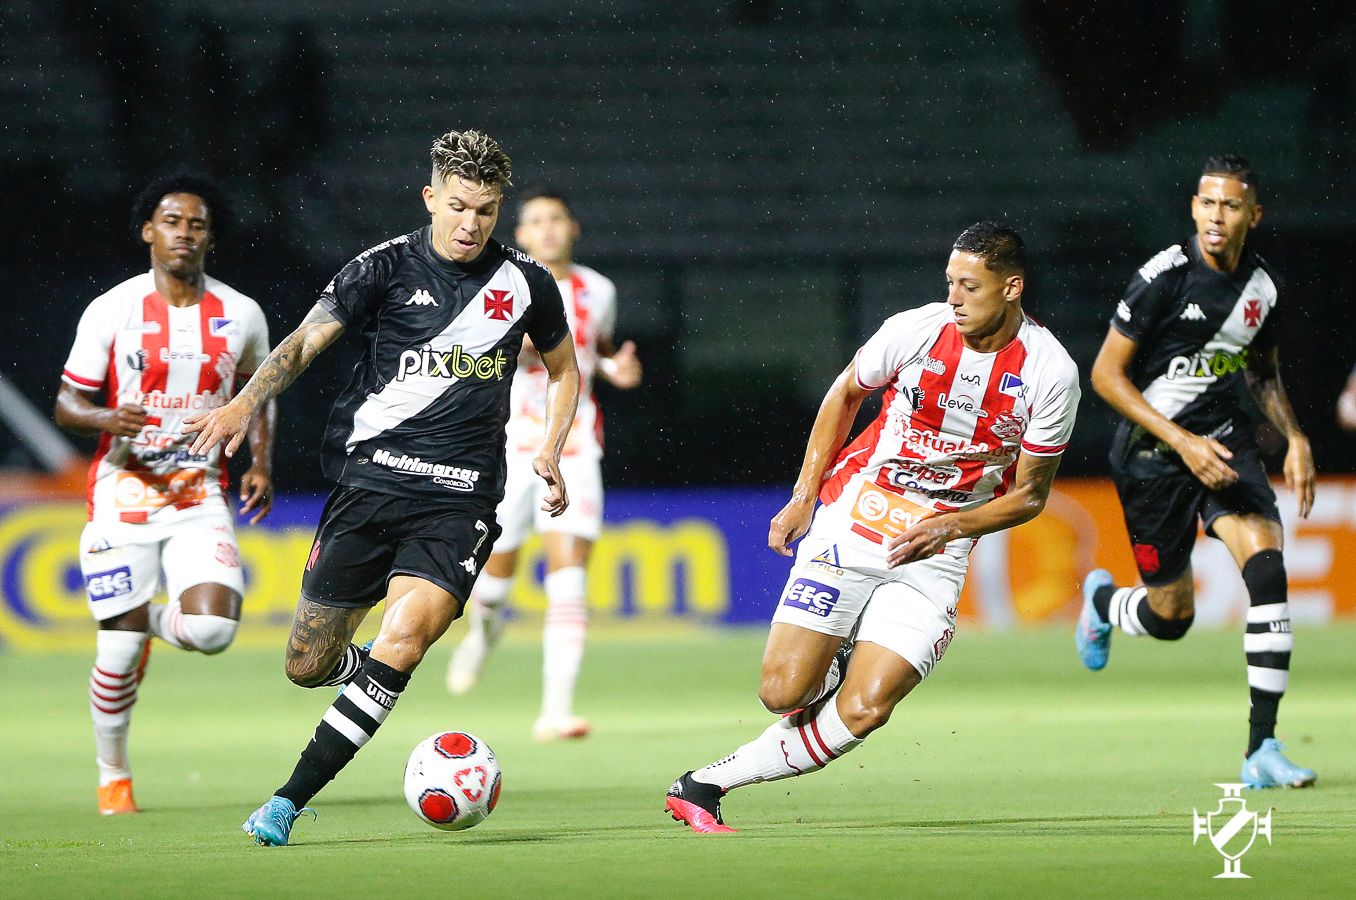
[1242,550,1290,757]
[276,657,410,808]
[1093,584,1194,640]
[317,642,370,688]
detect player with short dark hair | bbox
[1077,154,1317,788]
[56,175,274,815]
[446,185,642,741]
[184,129,581,845]
[666,222,1080,832]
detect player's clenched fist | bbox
[183,399,254,458]
[534,454,569,517]
[768,496,814,557]
[103,403,148,437]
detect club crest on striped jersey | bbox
[989,412,1025,442]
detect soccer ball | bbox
[403,731,503,831]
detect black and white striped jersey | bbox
[316,227,570,508]
[1109,237,1280,460]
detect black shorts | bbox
[1111,441,1279,585]
[300,484,501,609]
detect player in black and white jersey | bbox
[184,130,580,844]
[1076,155,1317,788]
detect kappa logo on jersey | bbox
[396,344,509,382]
[781,579,840,617]
[85,566,133,600]
[1166,348,1249,379]
[999,372,1025,397]
[371,448,481,492]
[209,316,236,335]
[484,289,514,321]
[937,392,989,418]
[459,556,478,575]
[1117,300,1133,322]
[405,289,438,307]
[1243,299,1263,327]
[1180,303,1206,321]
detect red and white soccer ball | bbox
[403,731,502,831]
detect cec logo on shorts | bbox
[781,578,841,617]
[85,566,134,601]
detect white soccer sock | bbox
[1108,587,1149,637]
[468,573,513,647]
[691,696,864,792]
[541,566,588,721]
[89,630,148,786]
[147,600,188,650]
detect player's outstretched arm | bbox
[885,452,1062,568]
[1247,346,1315,518]
[184,303,345,458]
[596,337,643,389]
[54,383,146,438]
[535,336,581,517]
[1091,326,1238,490]
[769,361,872,557]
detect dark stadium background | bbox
[3,0,1353,492]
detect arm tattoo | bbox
[1248,349,1303,436]
[237,304,340,411]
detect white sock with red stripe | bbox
[691,696,864,791]
[147,601,189,649]
[147,601,237,654]
[541,566,588,720]
[89,630,148,786]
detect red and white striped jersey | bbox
[61,272,270,523]
[505,263,616,459]
[819,302,1080,548]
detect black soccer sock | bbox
[1092,584,1114,622]
[316,642,370,688]
[276,657,411,807]
[1107,586,1193,639]
[1242,549,1290,757]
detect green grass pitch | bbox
[2,622,1353,897]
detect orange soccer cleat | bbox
[98,778,139,815]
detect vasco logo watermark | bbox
[1191,783,1272,879]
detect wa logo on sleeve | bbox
[781,578,840,617]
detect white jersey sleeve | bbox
[853,304,948,390]
[237,299,271,376]
[594,274,618,345]
[62,296,118,391]
[1020,347,1081,456]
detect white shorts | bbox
[78,504,245,622]
[769,515,970,680]
[495,453,604,552]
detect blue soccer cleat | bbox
[242,795,315,846]
[1076,569,1114,671]
[1240,738,1317,789]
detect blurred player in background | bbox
[184,130,579,846]
[1079,155,1317,788]
[55,175,275,815]
[447,187,642,741]
[665,223,1080,832]
[1337,363,1356,431]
